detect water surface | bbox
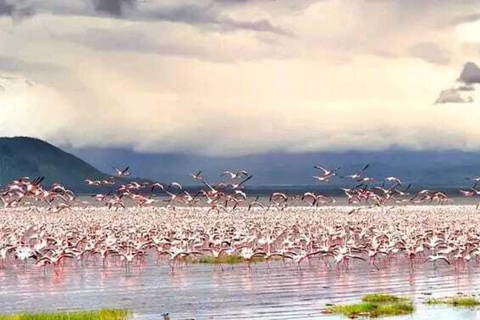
[2,256,480,319]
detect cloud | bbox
[0,0,14,15]
[435,88,474,104]
[458,62,480,84]
[2,0,480,155]
[92,0,136,16]
[408,42,450,65]
[130,3,292,36]
[60,24,294,63]
[0,56,58,74]
[450,12,480,26]
[458,84,475,91]
[0,1,291,36]
[435,62,480,104]
[0,55,83,91]
[0,0,34,19]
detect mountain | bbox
[65,147,480,190]
[0,137,108,191]
[3,136,479,194]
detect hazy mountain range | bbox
[1,136,479,193]
[66,146,480,190]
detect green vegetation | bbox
[184,255,266,264]
[327,294,414,318]
[425,296,480,307]
[329,302,414,318]
[0,309,129,320]
[362,294,409,303]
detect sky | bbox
[1,0,480,156]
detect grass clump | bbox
[185,255,265,264]
[329,302,414,318]
[0,309,129,320]
[327,294,414,318]
[362,294,408,303]
[329,302,376,317]
[425,296,480,307]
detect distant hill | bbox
[4,136,479,194]
[0,137,108,191]
[67,147,480,190]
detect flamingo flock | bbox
[0,206,479,275]
[1,164,480,276]
[2,164,480,211]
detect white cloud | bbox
[0,0,480,155]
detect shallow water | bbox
[3,205,480,319]
[2,256,480,319]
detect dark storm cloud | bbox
[221,16,291,36]
[0,1,291,37]
[136,4,292,36]
[139,4,215,24]
[0,0,14,15]
[0,1,290,36]
[0,0,34,18]
[458,62,480,84]
[92,0,136,16]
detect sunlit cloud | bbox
[456,19,480,43]
[0,0,480,156]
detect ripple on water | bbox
[2,259,480,319]
[2,205,480,319]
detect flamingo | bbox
[221,171,249,180]
[188,171,203,181]
[113,166,130,177]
